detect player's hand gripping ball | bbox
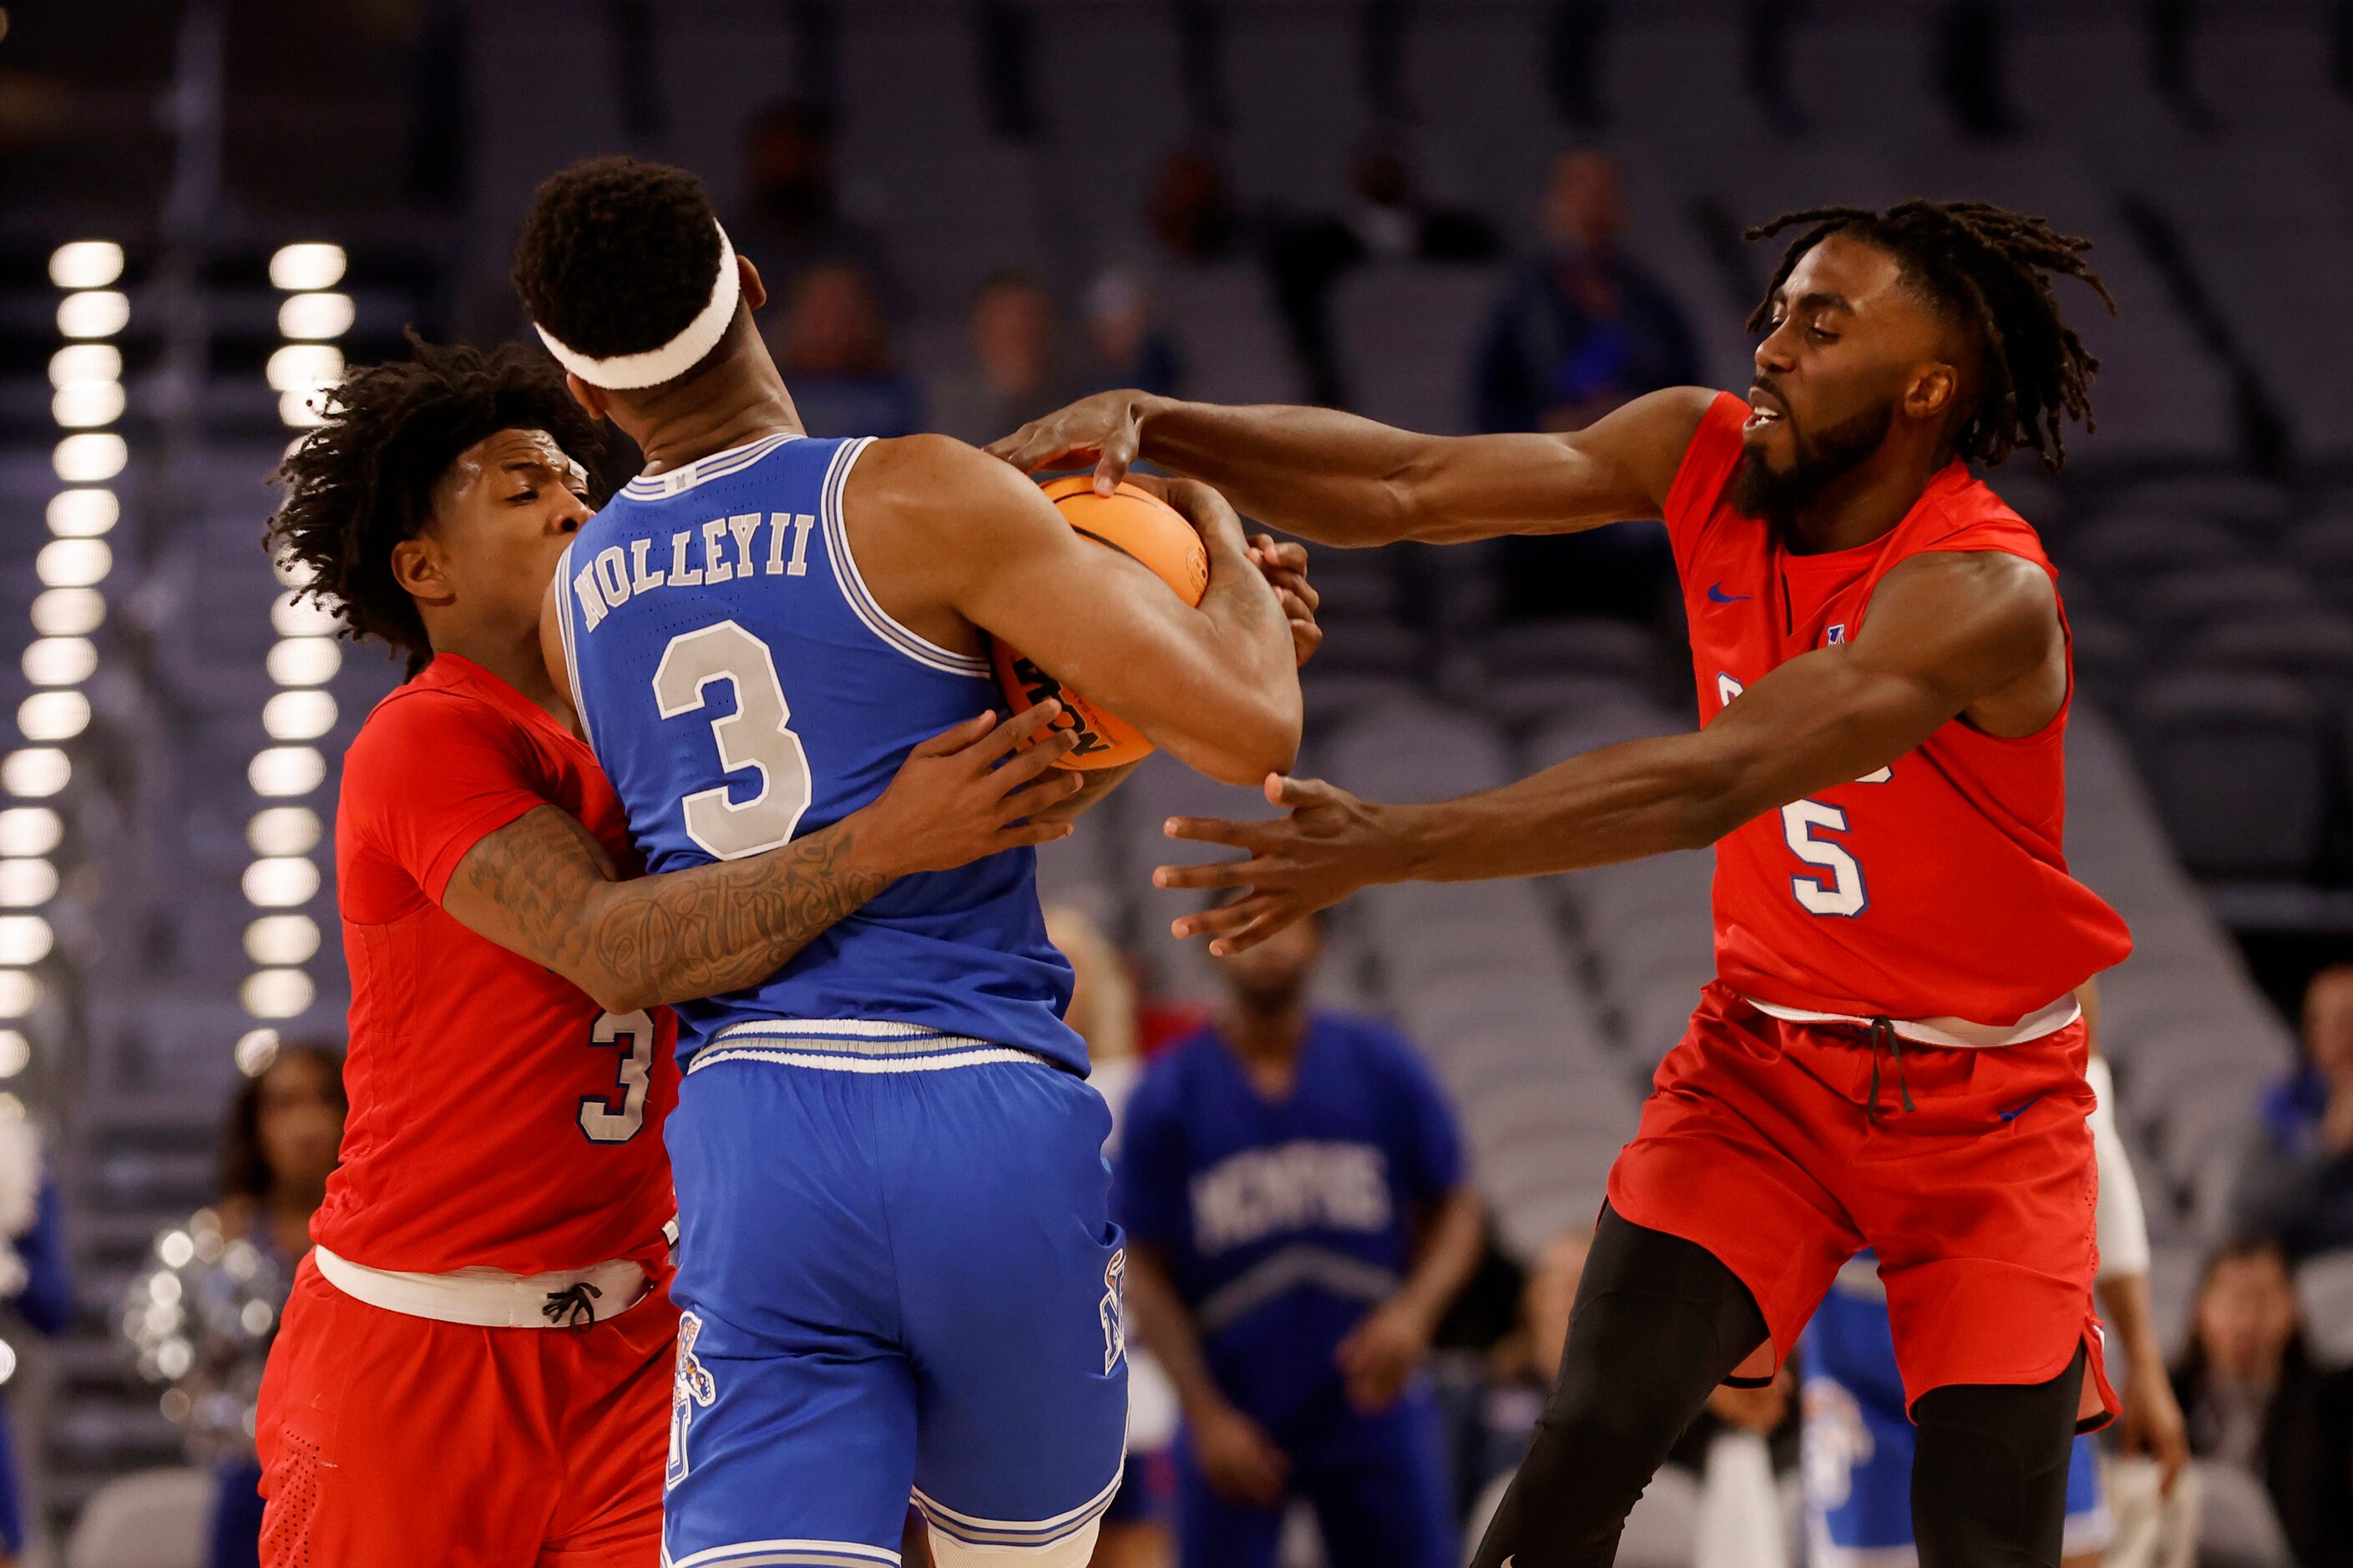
[990,476,1209,770]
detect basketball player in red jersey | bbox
[997,201,2143,1566]
[254,338,1096,1568]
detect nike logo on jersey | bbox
[1707,582,1753,604]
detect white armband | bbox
[2086,1055,2151,1281]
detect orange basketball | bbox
[991,477,1210,771]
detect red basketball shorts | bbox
[1607,982,2118,1429]
[256,1255,678,1567]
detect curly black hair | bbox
[514,155,727,372]
[266,333,605,675]
[1745,199,2116,473]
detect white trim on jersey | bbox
[819,436,992,678]
[552,539,597,756]
[662,1539,901,1568]
[619,431,802,501]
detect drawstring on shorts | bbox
[1865,1016,1916,1123]
[542,1281,603,1329]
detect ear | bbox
[564,371,609,421]
[1907,362,1959,422]
[738,254,767,313]
[388,534,454,609]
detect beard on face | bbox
[1730,394,1896,526]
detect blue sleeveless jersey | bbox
[553,432,1080,1071]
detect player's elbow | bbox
[1193,688,1301,785]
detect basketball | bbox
[990,476,1211,771]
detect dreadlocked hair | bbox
[1743,199,2115,473]
[514,155,726,370]
[266,331,604,677]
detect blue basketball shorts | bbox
[662,1039,1129,1568]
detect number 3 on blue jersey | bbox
[1717,673,1890,920]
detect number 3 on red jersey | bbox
[1718,673,1889,921]
[581,1009,657,1143]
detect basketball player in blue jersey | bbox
[511,157,1306,1568]
[1802,984,2188,1568]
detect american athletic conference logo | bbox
[1099,1248,1128,1374]
[667,1311,717,1490]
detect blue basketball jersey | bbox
[554,432,1080,1070]
[1113,1014,1465,1437]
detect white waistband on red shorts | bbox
[311,1244,650,1328]
[1740,993,2082,1050]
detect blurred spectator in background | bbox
[1075,270,1184,401]
[1473,149,1697,434]
[766,260,923,438]
[210,1043,346,1568]
[1269,139,1501,407]
[2169,1237,2353,1568]
[2234,964,2353,1259]
[1045,905,1176,1568]
[1475,150,1696,621]
[1148,146,1247,267]
[1115,909,1483,1568]
[731,101,898,309]
[930,270,1077,446]
[0,1115,68,1568]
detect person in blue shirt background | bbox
[1114,907,1484,1568]
[0,1115,71,1568]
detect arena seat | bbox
[64,1466,210,1568]
[2128,672,2330,880]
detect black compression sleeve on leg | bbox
[1910,1345,2086,1568]
[1468,1204,1770,1568]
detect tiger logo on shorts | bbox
[1099,1249,1127,1375]
[668,1311,718,1490]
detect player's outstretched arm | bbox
[1155,549,2062,952]
[856,435,1302,786]
[988,386,1715,548]
[441,703,1084,1015]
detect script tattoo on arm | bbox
[447,803,893,1015]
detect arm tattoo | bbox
[452,804,891,1010]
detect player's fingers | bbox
[1156,857,1277,895]
[984,422,1084,473]
[1207,903,1298,957]
[1091,423,1141,494]
[1169,891,1278,942]
[996,772,1087,822]
[1172,891,1285,942]
[1269,568,1319,611]
[1161,814,1266,849]
[969,699,1065,764]
[1267,772,1338,809]
[984,720,1080,784]
[995,821,1078,849]
[907,711,1003,758]
[1276,587,1317,625]
[1259,539,1312,577]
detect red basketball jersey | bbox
[1664,392,2132,1026]
[316,654,678,1276]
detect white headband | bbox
[535,225,741,390]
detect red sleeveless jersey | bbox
[1664,392,2132,1026]
[316,655,678,1276]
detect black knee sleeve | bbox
[1468,1206,1769,1568]
[1910,1345,2086,1568]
